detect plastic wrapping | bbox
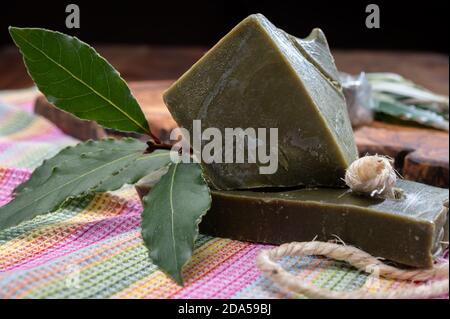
[341,72,449,131]
[340,72,374,128]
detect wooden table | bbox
[1,45,448,187]
[1,45,448,95]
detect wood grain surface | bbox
[354,122,449,187]
[1,46,448,95]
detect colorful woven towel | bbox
[0,89,447,299]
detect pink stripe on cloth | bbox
[16,127,67,142]
[173,244,269,299]
[0,166,143,272]
[0,167,30,206]
[13,101,35,113]
[3,198,143,272]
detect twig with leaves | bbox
[0,27,211,285]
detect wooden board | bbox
[34,80,449,188]
[3,47,448,96]
[354,122,449,187]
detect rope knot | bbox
[345,155,402,199]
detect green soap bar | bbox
[164,14,358,190]
[200,180,449,268]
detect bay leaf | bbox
[0,138,149,231]
[141,162,211,285]
[9,27,149,134]
[14,138,145,194]
[93,150,173,192]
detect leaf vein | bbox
[53,92,95,101]
[10,152,138,214]
[14,31,149,134]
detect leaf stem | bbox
[145,140,173,154]
[149,131,162,145]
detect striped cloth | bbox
[0,89,447,299]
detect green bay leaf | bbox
[141,162,211,285]
[0,138,148,231]
[93,150,173,192]
[9,27,149,134]
[14,138,145,194]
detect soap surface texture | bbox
[164,14,358,190]
[200,180,449,268]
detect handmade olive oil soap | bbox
[164,14,358,190]
[200,180,449,268]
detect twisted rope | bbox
[256,241,449,299]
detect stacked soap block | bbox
[162,14,449,268]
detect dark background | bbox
[0,0,448,52]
